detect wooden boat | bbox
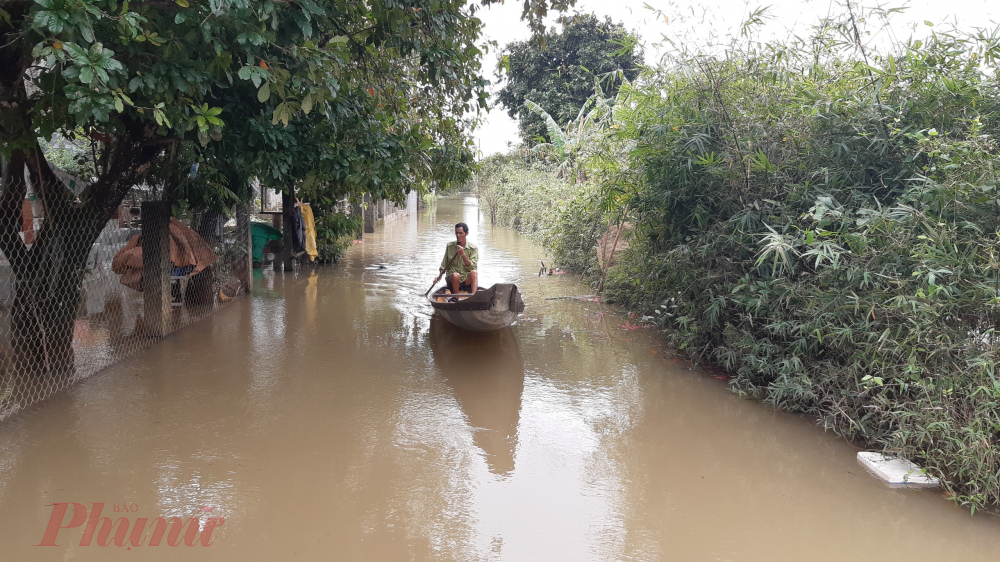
[428,283,525,331]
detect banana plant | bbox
[524,82,618,181]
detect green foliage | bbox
[479,83,626,276]
[2,0,501,226]
[595,13,1000,510]
[2,0,573,377]
[421,189,438,206]
[547,183,605,277]
[474,152,602,274]
[496,13,642,145]
[3,0,582,215]
[313,211,361,263]
[482,6,1000,511]
[169,159,241,217]
[474,153,568,235]
[38,132,92,180]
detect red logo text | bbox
[36,503,225,547]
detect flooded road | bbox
[1,194,998,561]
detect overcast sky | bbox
[473,0,1000,156]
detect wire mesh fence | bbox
[0,188,252,423]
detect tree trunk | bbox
[0,134,161,380]
[3,40,163,379]
[235,202,252,293]
[9,207,95,378]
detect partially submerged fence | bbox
[0,192,252,423]
[0,183,413,423]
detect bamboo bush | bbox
[488,8,1000,510]
[600,16,1000,510]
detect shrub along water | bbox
[488,14,1000,510]
[313,209,362,264]
[474,153,607,276]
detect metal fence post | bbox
[363,193,375,233]
[279,190,295,272]
[236,202,252,292]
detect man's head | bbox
[455,223,469,245]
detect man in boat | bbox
[437,222,478,295]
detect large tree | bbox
[0,0,498,378]
[496,13,642,144]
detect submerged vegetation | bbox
[484,8,1000,510]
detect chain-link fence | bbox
[0,188,252,423]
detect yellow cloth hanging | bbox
[300,203,318,262]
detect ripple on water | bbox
[0,195,998,561]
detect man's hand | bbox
[456,245,471,267]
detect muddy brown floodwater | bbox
[1,195,999,561]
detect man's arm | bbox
[467,246,478,271]
[440,246,451,272]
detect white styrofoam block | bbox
[857,451,940,489]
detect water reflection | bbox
[305,269,318,330]
[3,195,1000,562]
[429,317,524,476]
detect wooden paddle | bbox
[424,246,463,297]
